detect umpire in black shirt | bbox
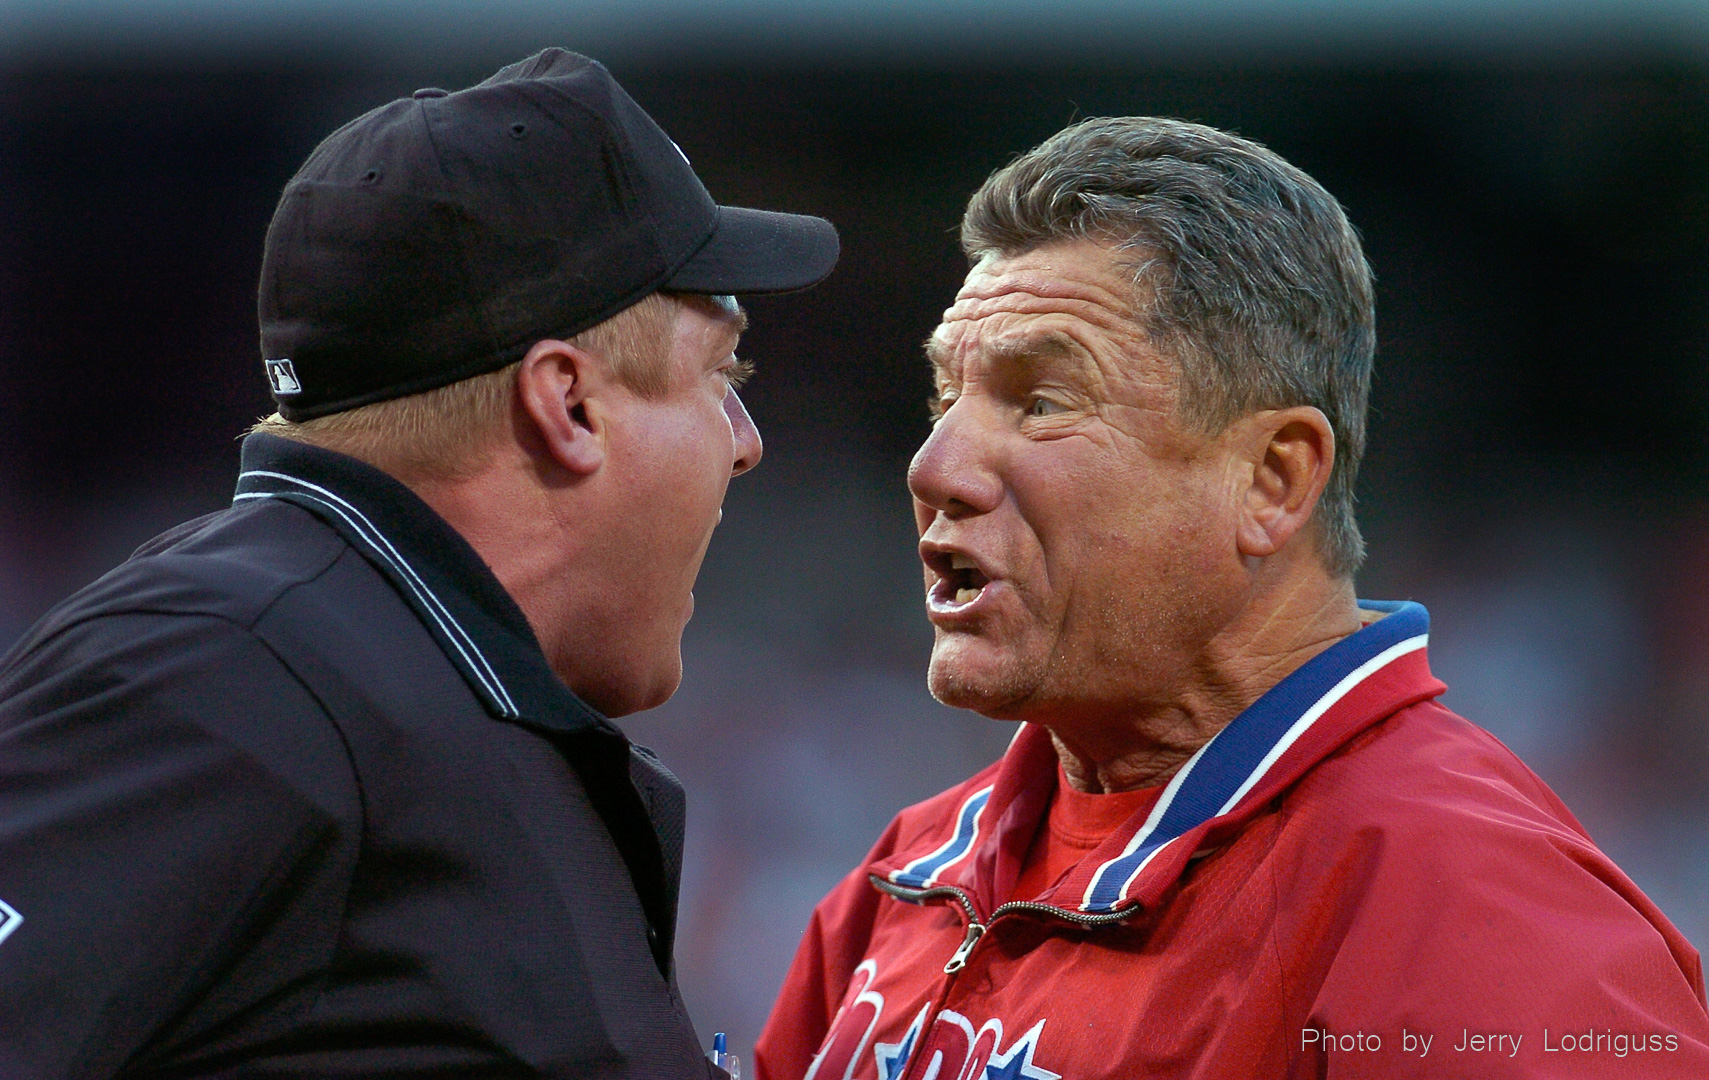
[0,49,837,1078]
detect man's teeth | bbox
[945,554,984,604]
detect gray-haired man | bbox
[755,117,1709,1079]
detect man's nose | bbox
[907,396,1002,518]
[726,388,763,477]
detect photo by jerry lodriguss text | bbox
[1302,1026,1681,1059]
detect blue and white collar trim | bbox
[889,785,995,889]
[1079,600,1429,913]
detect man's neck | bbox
[398,458,588,669]
[1050,569,1363,795]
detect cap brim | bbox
[665,205,840,295]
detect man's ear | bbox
[515,338,609,477]
[1235,406,1336,560]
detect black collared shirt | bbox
[0,434,717,1078]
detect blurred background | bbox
[6,0,1709,1057]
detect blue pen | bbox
[708,1032,741,1078]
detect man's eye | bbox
[724,357,755,389]
[1027,396,1068,417]
[929,392,958,421]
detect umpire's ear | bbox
[1234,405,1336,560]
[515,338,609,477]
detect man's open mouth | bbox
[928,551,992,611]
[947,554,990,604]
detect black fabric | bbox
[556,727,675,971]
[233,434,601,729]
[667,205,843,294]
[258,46,838,421]
[0,435,717,1078]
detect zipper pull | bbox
[944,920,986,974]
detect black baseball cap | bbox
[258,47,839,420]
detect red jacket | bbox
[756,602,1709,1079]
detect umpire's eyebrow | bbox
[711,294,749,333]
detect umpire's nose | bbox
[727,388,762,477]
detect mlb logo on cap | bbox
[266,359,302,395]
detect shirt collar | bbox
[234,432,609,735]
[874,600,1446,917]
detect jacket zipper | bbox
[869,875,1137,974]
[944,920,985,973]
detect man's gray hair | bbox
[962,116,1374,577]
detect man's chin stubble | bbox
[927,657,1040,720]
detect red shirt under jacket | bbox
[755,601,1709,1079]
[1010,770,1161,905]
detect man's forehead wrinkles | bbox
[942,290,1135,338]
[931,247,1143,384]
[955,262,1133,310]
[937,310,1118,365]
